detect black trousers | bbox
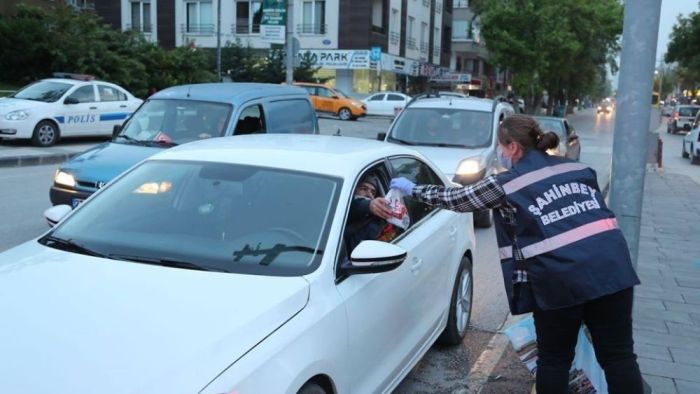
[532,287,643,394]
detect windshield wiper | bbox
[41,235,107,258]
[422,142,471,148]
[115,134,152,146]
[109,254,228,272]
[146,139,179,147]
[387,136,416,146]
[233,243,320,266]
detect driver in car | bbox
[344,175,398,253]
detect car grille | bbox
[76,180,101,190]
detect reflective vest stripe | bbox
[499,218,618,261]
[503,162,589,194]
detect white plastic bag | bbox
[385,189,410,229]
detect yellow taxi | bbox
[294,82,366,120]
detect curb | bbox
[0,152,78,168]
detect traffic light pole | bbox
[608,0,662,268]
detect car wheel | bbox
[474,209,493,228]
[338,107,352,121]
[692,144,700,165]
[297,381,326,394]
[31,120,60,147]
[437,255,473,346]
[682,142,690,159]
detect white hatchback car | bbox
[0,73,142,146]
[362,92,411,116]
[2,135,475,393]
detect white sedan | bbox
[0,74,142,146]
[362,92,411,116]
[682,122,700,164]
[2,135,475,394]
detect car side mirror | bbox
[64,97,79,105]
[377,132,386,141]
[568,134,579,142]
[44,204,72,228]
[343,240,407,275]
[112,124,122,137]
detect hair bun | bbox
[536,131,560,151]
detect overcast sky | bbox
[657,0,698,63]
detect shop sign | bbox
[261,0,286,44]
[429,73,472,83]
[300,50,370,69]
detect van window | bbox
[234,104,266,135]
[266,99,316,134]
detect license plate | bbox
[71,198,85,209]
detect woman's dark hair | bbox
[497,114,559,152]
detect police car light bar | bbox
[52,72,95,81]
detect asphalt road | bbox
[0,108,635,393]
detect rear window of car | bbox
[535,119,565,139]
[678,107,699,117]
[266,99,316,134]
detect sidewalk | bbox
[633,123,700,393]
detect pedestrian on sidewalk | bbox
[390,114,643,394]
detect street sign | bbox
[370,46,382,62]
[261,0,286,44]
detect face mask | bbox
[497,145,513,169]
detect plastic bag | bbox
[385,189,410,229]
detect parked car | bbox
[16,134,475,393]
[681,112,700,163]
[668,104,700,133]
[48,83,318,211]
[361,92,410,116]
[379,95,515,228]
[294,82,366,120]
[0,73,142,146]
[532,116,581,161]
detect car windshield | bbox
[678,107,699,117]
[334,88,350,98]
[119,99,233,145]
[11,81,73,103]
[43,160,340,276]
[389,107,493,148]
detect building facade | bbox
[95,0,453,94]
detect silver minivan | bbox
[668,104,700,133]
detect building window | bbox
[390,8,399,44]
[300,0,326,34]
[407,16,415,48]
[184,0,214,34]
[130,1,151,33]
[371,0,383,31]
[235,1,262,34]
[420,22,428,53]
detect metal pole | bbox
[285,0,294,84]
[216,0,222,81]
[608,0,662,268]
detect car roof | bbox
[407,97,494,111]
[152,134,423,179]
[151,83,308,103]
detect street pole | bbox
[608,0,662,268]
[285,0,294,85]
[216,0,222,81]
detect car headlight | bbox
[456,158,481,175]
[351,101,363,107]
[54,170,76,187]
[5,110,29,121]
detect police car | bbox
[0,73,142,147]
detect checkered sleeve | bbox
[411,175,506,212]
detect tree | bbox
[665,10,700,91]
[472,0,622,114]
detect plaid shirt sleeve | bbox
[411,175,506,212]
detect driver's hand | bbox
[369,198,392,220]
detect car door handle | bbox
[89,106,97,110]
[410,257,422,274]
[119,104,127,108]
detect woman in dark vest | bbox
[390,114,642,394]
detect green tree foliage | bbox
[474,0,622,114]
[665,10,700,91]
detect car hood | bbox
[60,141,163,185]
[410,145,490,176]
[0,97,48,114]
[0,241,309,393]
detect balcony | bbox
[181,23,215,35]
[297,23,327,35]
[407,37,417,49]
[420,42,429,54]
[422,0,430,7]
[433,45,441,56]
[454,0,470,8]
[126,24,153,33]
[436,2,443,13]
[389,31,400,45]
[231,24,261,35]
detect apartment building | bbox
[93,0,452,94]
